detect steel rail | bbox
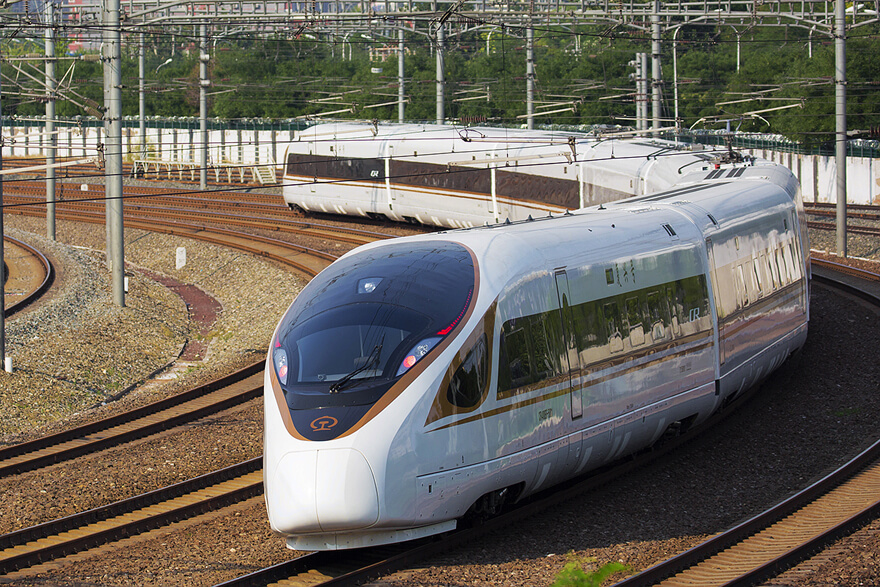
[0,186,394,242]
[0,459,263,576]
[4,196,383,248]
[806,203,880,222]
[3,236,54,317]
[807,220,880,238]
[0,364,262,478]
[3,205,339,278]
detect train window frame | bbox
[625,296,646,347]
[753,258,763,297]
[603,302,625,353]
[446,334,489,409]
[646,290,670,343]
[735,264,749,308]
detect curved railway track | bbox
[0,459,262,577]
[3,236,54,317]
[0,177,396,580]
[0,184,388,279]
[0,364,262,478]
[807,219,880,238]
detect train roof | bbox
[336,165,798,294]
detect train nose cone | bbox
[269,449,379,534]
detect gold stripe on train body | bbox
[426,332,715,433]
[269,244,481,442]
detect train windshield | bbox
[273,241,475,409]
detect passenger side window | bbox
[498,313,563,395]
[776,248,789,286]
[735,264,749,308]
[447,334,488,409]
[603,302,624,353]
[646,291,670,342]
[626,296,645,347]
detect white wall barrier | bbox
[2,124,878,204]
[1,125,285,171]
[742,148,880,206]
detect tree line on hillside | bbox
[2,23,878,148]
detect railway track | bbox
[807,219,880,238]
[1,183,389,259]
[805,202,880,222]
[0,364,262,478]
[0,176,396,581]
[3,236,54,317]
[0,459,263,577]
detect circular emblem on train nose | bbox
[310,416,338,432]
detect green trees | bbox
[1,22,877,146]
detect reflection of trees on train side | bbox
[498,273,713,400]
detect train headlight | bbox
[396,336,442,376]
[273,346,290,385]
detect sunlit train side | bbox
[264,158,809,551]
[281,122,755,228]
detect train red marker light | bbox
[396,336,442,376]
[273,347,289,385]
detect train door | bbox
[554,270,583,420]
[385,143,395,210]
[705,237,725,368]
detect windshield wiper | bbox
[330,342,383,393]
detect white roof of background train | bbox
[289,121,771,199]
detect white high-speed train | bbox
[264,148,810,550]
[282,122,756,228]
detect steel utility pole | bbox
[436,22,445,125]
[139,32,146,157]
[526,24,535,130]
[104,0,125,306]
[45,0,56,241]
[651,0,662,135]
[398,28,405,123]
[0,43,6,371]
[835,0,847,257]
[199,22,209,191]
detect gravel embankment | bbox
[0,212,878,586]
[0,213,305,443]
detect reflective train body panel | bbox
[265,157,810,550]
[281,122,758,229]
